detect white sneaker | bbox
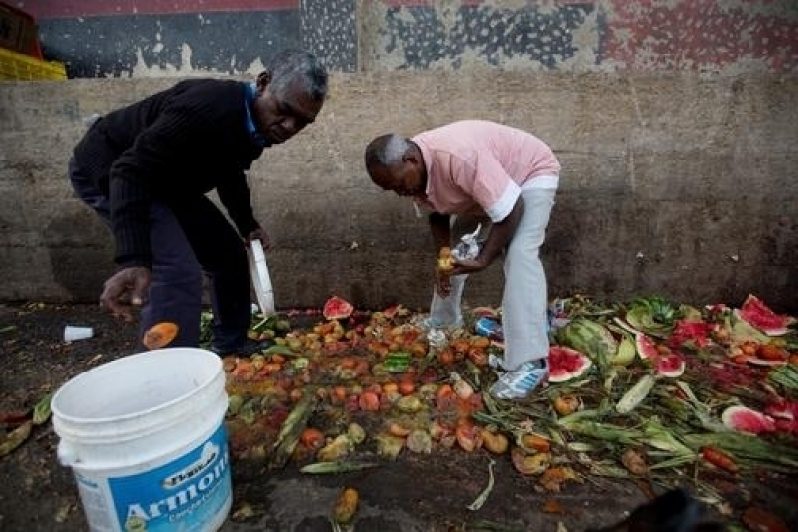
[490,359,549,400]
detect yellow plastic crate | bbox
[0,47,66,81]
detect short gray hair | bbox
[364,133,411,168]
[266,50,328,101]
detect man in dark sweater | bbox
[70,50,328,354]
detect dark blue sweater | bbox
[73,79,265,267]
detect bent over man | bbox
[365,120,560,399]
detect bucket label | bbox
[108,424,231,531]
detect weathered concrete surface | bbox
[22,1,798,78]
[1,72,796,311]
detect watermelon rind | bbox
[558,319,618,367]
[611,337,636,367]
[616,374,656,414]
[613,317,641,336]
[721,405,776,434]
[746,357,788,367]
[548,346,592,383]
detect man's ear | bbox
[256,71,271,91]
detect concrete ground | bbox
[1,303,795,531]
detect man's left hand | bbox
[451,257,489,276]
[246,225,271,250]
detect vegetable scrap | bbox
[213,294,797,526]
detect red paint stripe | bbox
[604,0,798,73]
[380,0,595,6]
[16,1,298,19]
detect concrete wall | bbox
[1,1,797,311]
[1,72,796,311]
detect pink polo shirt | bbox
[412,120,560,222]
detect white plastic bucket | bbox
[52,348,232,532]
[248,239,275,316]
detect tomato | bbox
[300,428,325,449]
[438,349,455,365]
[358,391,381,411]
[398,380,415,396]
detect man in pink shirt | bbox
[364,120,560,400]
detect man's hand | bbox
[451,257,489,276]
[246,225,271,250]
[100,266,151,322]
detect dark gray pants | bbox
[69,158,251,351]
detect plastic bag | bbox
[452,223,482,261]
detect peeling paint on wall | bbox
[602,0,798,72]
[22,0,798,76]
[371,1,596,70]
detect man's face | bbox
[370,159,425,197]
[253,76,323,144]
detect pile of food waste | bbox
[212,294,797,525]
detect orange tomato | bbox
[471,336,490,349]
[398,380,415,396]
[300,428,325,449]
[142,322,179,350]
[466,347,487,366]
[340,357,357,369]
[455,423,482,452]
[261,363,282,374]
[332,386,348,403]
[438,349,455,365]
[741,341,758,357]
[521,434,551,453]
[409,342,427,358]
[436,384,454,399]
[451,339,470,354]
[382,382,399,394]
[358,391,381,411]
[757,344,788,361]
[270,354,286,364]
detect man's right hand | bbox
[100,266,152,322]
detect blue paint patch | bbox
[380,3,595,69]
[38,11,301,77]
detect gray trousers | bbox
[429,186,556,370]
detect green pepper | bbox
[384,352,411,373]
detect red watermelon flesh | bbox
[721,405,776,434]
[548,346,592,383]
[668,320,712,350]
[655,354,686,377]
[635,333,659,360]
[322,296,354,320]
[765,400,797,421]
[736,295,795,336]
